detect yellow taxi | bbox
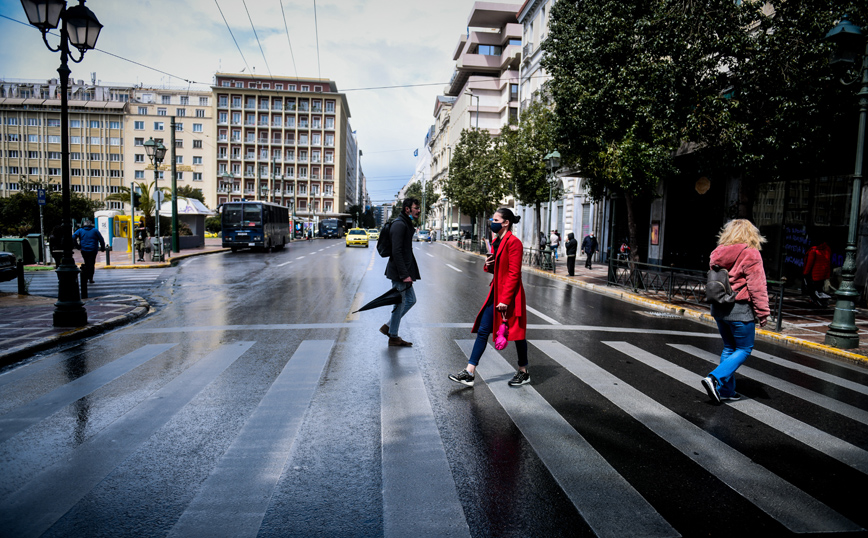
[366,229,380,241]
[346,228,369,247]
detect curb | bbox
[98,248,231,270]
[0,295,150,368]
[449,243,868,367]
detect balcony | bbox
[257,138,268,144]
[231,101,242,109]
[245,155,256,161]
[245,104,255,110]
[218,135,227,141]
[312,106,323,113]
[244,189,255,195]
[231,136,241,142]
[218,101,229,109]
[522,42,533,59]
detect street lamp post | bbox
[824,16,868,349]
[544,150,561,239]
[143,137,167,262]
[20,0,102,327]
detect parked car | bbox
[0,251,17,282]
[366,229,380,240]
[345,228,369,248]
[414,229,431,242]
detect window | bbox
[325,117,334,129]
[175,122,184,131]
[157,107,169,116]
[6,168,19,175]
[110,137,121,146]
[218,112,228,124]
[199,97,208,106]
[175,172,183,180]
[222,81,230,87]
[109,153,122,161]
[325,101,335,112]
[6,117,19,125]
[193,156,203,165]
[110,121,121,129]
[193,139,202,148]
[276,84,283,90]
[29,134,39,142]
[154,122,164,131]
[48,135,61,144]
[47,119,61,127]
[193,123,203,133]
[90,136,100,144]
[232,96,241,107]
[48,151,61,159]
[27,118,40,126]
[72,184,82,192]
[6,134,20,141]
[70,136,80,144]
[88,152,101,160]
[135,154,145,163]
[180,96,189,105]
[176,156,183,164]
[193,172,203,181]
[28,167,40,175]
[325,134,334,146]
[89,169,102,177]
[175,139,183,148]
[70,152,81,160]
[510,83,518,101]
[110,170,121,178]
[476,44,502,56]
[134,121,145,130]
[89,120,100,128]
[196,109,205,118]
[48,168,60,176]
[288,84,296,91]
[138,106,148,115]
[135,137,144,146]
[301,85,309,91]
[176,108,186,117]
[162,95,171,104]
[70,119,81,128]
[135,170,145,179]
[28,151,40,159]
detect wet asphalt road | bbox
[1,238,868,538]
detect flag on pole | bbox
[414,148,418,157]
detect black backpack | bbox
[376,219,395,258]
[705,265,738,304]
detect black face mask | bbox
[490,222,503,233]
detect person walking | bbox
[379,198,421,347]
[565,232,578,276]
[701,219,770,404]
[73,218,105,284]
[581,232,598,269]
[803,239,831,307]
[134,222,149,262]
[449,207,530,388]
[549,230,560,261]
[49,225,64,268]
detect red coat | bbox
[472,230,527,341]
[803,243,831,282]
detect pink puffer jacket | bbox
[709,243,770,323]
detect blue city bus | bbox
[318,218,345,238]
[222,201,290,252]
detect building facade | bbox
[212,73,356,227]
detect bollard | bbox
[17,260,26,295]
[80,264,88,299]
[775,277,786,332]
[104,245,112,266]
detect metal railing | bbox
[607,257,786,331]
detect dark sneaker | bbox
[720,392,742,402]
[449,369,475,387]
[379,324,390,337]
[701,376,721,404]
[388,336,412,347]
[508,370,531,387]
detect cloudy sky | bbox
[0,0,510,205]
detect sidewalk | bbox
[450,242,868,365]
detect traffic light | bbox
[133,191,141,208]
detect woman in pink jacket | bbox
[702,219,770,404]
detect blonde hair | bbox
[717,219,767,250]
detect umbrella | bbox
[353,285,409,313]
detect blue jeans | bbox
[710,320,755,397]
[387,280,416,337]
[468,304,528,367]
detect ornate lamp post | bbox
[20,0,102,327]
[544,150,561,238]
[824,16,867,349]
[143,138,167,261]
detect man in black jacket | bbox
[565,232,578,276]
[581,232,598,269]
[380,198,421,347]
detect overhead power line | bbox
[214,0,251,75]
[279,1,298,78]
[242,0,272,78]
[313,0,322,80]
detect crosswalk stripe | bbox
[457,340,679,538]
[751,349,868,396]
[169,340,334,538]
[531,340,861,534]
[526,306,561,325]
[0,344,177,444]
[670,344,868,426]
[382,343,470,538]
[604,342,868,475]
[0,341,254,538]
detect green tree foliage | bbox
[104,181,172,235]
[402,179,438,228]
[442,129,507,235]
[175,185,207,206]
[205,216,222,233]
[347,204,365,228]
[499,97,560,242]
[0,178,102,237]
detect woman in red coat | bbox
[449,207,529,387]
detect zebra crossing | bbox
[0,268,167,298]
[0,333,866,537]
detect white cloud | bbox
[0,0,521,204]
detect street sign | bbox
[37,189,46,206]
[153,190,165,205]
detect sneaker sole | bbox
[701,377,721,404]
[508,377,531,387]
[448,375,474,387]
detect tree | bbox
[442,128,507,237]
[403,179,438,228]
[175,185,207,206]
[104,181,172,234]
[499,98,560,244]
[0,178,102,237]
[347,204,365,228]
[543,0,750,260]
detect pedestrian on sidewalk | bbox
[565,232,578,276]
[73,218,105,284]
[549,230,560,261]
[581,232,598,269]
[450,207,530,388]
[134,222,149,262]
[379,198,421,347]
[803,238,831,307]
[701,219,769,405]
[49,225,64,267]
